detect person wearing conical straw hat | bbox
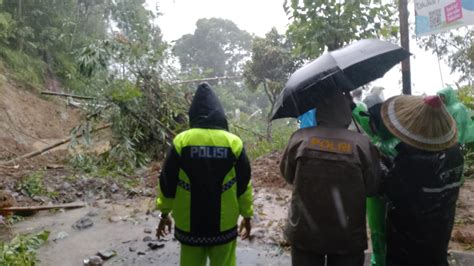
[379,95,464,266]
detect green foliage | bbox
[0,46,44,88]
[1,215,23,228]
[284,0,398,57]
[17,171,46,197]
[173,18,252,77]
[109,81,143,102]
[0,11,15,45]
[466,145,474,171]
[243,28,302,122]
[457,85,474,110]
[0,0,112,89]
[77,40,110,78]
[0,230,49,266]
[213,82,268,115]
[69,1,187,166]
[69,154,98,174]
[229,115,297,160]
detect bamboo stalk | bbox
[1,202,86,212]
[0,124,112,165]
[172,76,242,85]
[41,91,94,100]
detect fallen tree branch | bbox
[41,91,94,100]
[118,103,176,142]
[172,76,242,85]
[1,202,86,212]
[230,123,268,140]
[0,123,112,165]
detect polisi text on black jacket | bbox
[190,146,228,159]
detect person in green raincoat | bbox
[438,86,474,144]
[352,99,399,266]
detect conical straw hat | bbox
[381,95,457,151]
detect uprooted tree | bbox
[74,0,188,172]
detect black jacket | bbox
[385,143,464,266]
[158,83,252,246]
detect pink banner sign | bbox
[445,0,463,23]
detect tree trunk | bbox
[399,0,412,95]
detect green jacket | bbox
[156,83,253,246]
[352,102,399,157]
[438,87,474,144]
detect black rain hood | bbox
[189,83,228,130]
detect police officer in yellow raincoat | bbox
[156,83,253,266]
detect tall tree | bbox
[243,28,302,137]
[284,0,398,57]
[173,18,252,78]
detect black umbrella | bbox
[271,39,411,120]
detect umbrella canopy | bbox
[271,39,411,120]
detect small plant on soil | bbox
[0,230,49,266]
[17,171,47,197]
[0,215,23,229]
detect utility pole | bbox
[399,0,411,95]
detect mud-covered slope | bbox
[0,72,81,160]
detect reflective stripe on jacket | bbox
[157,128,253,246]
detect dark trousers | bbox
[291,247,365,266]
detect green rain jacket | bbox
[352,103,399,157]
[353,102,397,266]
[438,87,474,144]
[156,83,253,246]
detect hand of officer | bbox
[239,217,252,240]
[156,216,172,239]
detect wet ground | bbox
[9,196,292,266]
[7,190,474,266]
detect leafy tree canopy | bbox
[284,0,398,57]
[173,18,252,77]
[243,28,302,136]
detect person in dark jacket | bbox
[280,87,381,266]
[379,95,464,266]
[156,83,253,266]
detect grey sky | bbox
[151,0,461,98]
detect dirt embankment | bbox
[252,151,290,190]
[0,73,82,161]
